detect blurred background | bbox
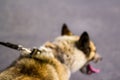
[0,0,120,80]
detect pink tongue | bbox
[88,64,100,73]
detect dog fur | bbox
[0,24,102,80]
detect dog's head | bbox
[60,24,102,75]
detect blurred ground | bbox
[0,0,120,80]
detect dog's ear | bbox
[61,23,72,36]
[77,32,91,56]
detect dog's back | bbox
[0,55,70,80]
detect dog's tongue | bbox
[87,64,100,74]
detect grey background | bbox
[0,0,120,80]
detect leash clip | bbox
[29,48,41,57]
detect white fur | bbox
[70,48,87,72]
[39,46,54,58]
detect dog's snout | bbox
[94,53,102,63]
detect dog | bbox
[0,24,102,80]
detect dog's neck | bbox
[41,41,87,73]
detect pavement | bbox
[0,0,120,80]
